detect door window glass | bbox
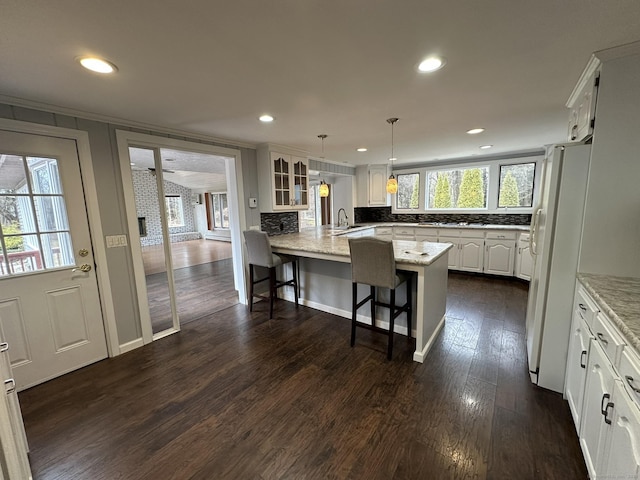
[0,154,75,276]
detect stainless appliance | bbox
[525,143,591,393]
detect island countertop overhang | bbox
[268,226,453,266]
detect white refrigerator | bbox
[525,143,591,393]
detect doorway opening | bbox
[117,131,246,343]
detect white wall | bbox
[579,53,640,276]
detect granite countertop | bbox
[269,226,453,266]
[577,273,640,353]
[335,222,530,231]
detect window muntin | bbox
[396,173,420,210]
[426,166,488,209]
[211,193,229,228]
[164,195,185,227]
[0,155,75,276]
[498,162,535,208]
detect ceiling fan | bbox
[148,167,175,174]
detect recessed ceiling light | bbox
[356,147,367,152]
[259,114,274,123]
[479,145,493,149]
[417,56,446,73]
[77,56,117,74]
[466,128,485,135]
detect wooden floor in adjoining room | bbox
[19,273,587,480]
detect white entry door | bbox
[0,129,107,391]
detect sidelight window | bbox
[164,195,185,227]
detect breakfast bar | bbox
[268,226,453,362]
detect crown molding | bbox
[0,95,257,150]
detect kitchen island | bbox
[268,226,453,362]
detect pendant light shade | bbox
[319,179,329,197]
[386,174,398,194]
[317,134,330,198]
[385,118,399,194]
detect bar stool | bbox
[348,237,412,360]
[243,230,298,319]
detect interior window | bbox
[396,173,420,210]
[426,166,489,209]
[498,162,536,208]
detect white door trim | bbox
[0,118,120,357]
[114,130,247,345]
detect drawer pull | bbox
[4,378,15,395]
[601,393,610,416]
[596,333,609,346]
[0,342,8,353]
[578,303,587,312]
[580,350,587,369]
[625,375,640,394]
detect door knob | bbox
[72,264,92,273]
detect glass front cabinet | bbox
[257,146,309,212]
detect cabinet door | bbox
[580,341,616,478]
[369,165,388,206]
[459,239,484,272]
[516,242,533,280]
[438,236,459,269]
[566,313,594,431]
[484,239,515,276]
[601,380,640,478]
[271,153,291,209]
[291,156,309,208]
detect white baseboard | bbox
[119,338,144,354]
[413,315,446,363]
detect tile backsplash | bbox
[261,212,299,235]
[354,206,531,226]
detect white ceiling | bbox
[2,1,640,167]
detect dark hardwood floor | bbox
[19,273,587,479]
[147,259,238,332]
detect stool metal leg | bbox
[249,264,255,312]
[351,282,358,346]
[388,288,396,360]
[269,267,277,319]
[292,260,299,307]
[370,285,376,327]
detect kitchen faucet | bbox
[337,208,349,227]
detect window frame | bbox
[497,161,537,209]
[391,155,543,215]
[210,192,229,229]
[394,172,422,211]
[164,195,185,228]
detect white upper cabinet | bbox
[355,164,389,207]
[567,56,601,142]
[257,146,309,212]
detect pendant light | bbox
[317,134,330,198]
[386,118,399,194]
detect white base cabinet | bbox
[567,281,640,480]
[515,232,534,281]
[483,231,516,276]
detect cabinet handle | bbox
[625,375,640,394]
[578,303,587,312]
[580,350,587,369]
[596,332,609,346]
[570,124,578,141]
[4,378,15,395]
[518,247,522,254]
[0,342,7,353]
[601,393,610,417]
[604,401,614,425]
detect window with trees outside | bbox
[426,166,489,209]
[164,195,185,227]
[498,163,535,208]
[211,193,229,228]
[396,173,420,210]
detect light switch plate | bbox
[248,197,257,208]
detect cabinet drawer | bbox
[485,230,517,240]
[375,227,392,236]
[519,232,530,243]
[593,312,626,366]
[393,227,415,236]
[619,349,640,405]
[460,229,484,239]
[575,284,599,329]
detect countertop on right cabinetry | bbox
[577,273,640,353]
